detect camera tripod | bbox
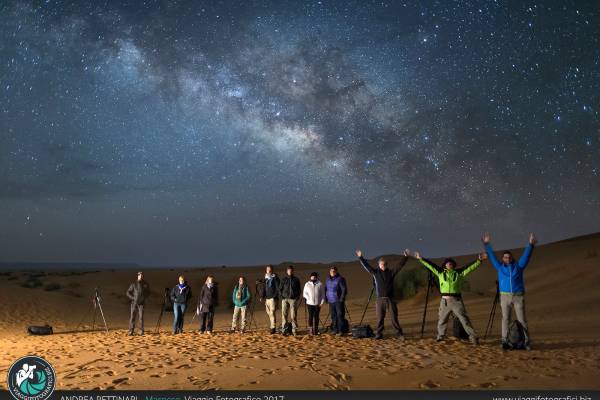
[484,281,500,339]
[75,287,109,333]
[320,301,352,332]
[245,281,262,331]
[154,288,172,334]
[420,270,438,338]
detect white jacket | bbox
[303,280,325,306]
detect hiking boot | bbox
[397,334,406,342]
[206,331,212,335]
[374,334,383,340]
[436,336,444,342]
[292,331,298,337]
[127,331,134,336]
[524,343,532,351]
[270,328,276,334]
[139,331,144,336]
[470,336,479,346]
[501,340,510,350]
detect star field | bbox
[1,1,599,265]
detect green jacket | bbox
[232,285,251,307]
[418,258,481,296]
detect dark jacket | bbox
[170,283,192,304]
[359,256,408,299]
[126,280,150,305]
[197,283,218,310]
[325,274,347,303]
[258,274,280,300]
[279,274,301,299]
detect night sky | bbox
[1,1,599,266]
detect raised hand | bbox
[478,252,488,261]
[482,232,491,244]
[529,233,537,245]
[355,249,362,258]
[403,248,411,257]
[414,251,422,260]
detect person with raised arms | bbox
[482,232,536,350]
[414,251,487,345]
[355,248,410,340]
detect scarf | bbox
[265,272,275,280]
[236,284,245,300]
[207,283,214,289]
[178,283,186,292]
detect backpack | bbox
[282,322,293,335]
[351,324,373,338]
[27,325,53,335]
[451,315,469,340]
[507,320,527,349]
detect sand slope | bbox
[1,233,599,389]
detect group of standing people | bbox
[125,232,535,350]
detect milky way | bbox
[1,1,599,265]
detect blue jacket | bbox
[485,243,534,294]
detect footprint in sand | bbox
[419,380,440,389]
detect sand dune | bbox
[1,233,599,389]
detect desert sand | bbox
[1,233,599,390]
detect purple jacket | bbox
[325,274,347,303]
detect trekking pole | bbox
[420,271,433,338]
[359,287,374,325]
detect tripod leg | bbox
[247,299,257,331]
[484,292,499,339]
[359,288,374,326]
[92,300,97,331]
[75,299,94,332]
[96,298,109,333]
[155,295,167,334]
[344,302,352,325]
[321,306,331,332]
[420,273,433,338]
